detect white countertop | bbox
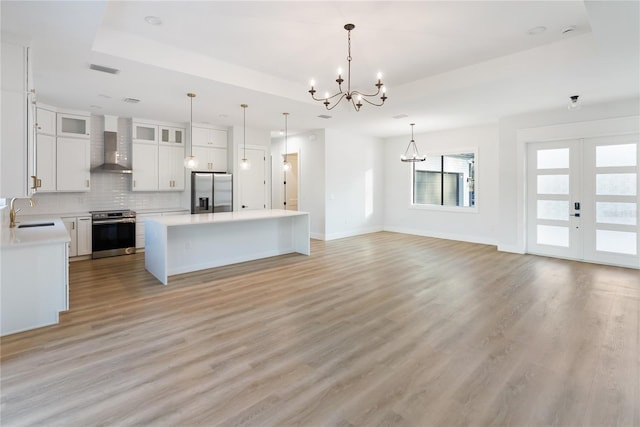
[1,218,71,249]
[148,209,308,227]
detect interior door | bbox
[239,147,266,210]
[527,136,639,268]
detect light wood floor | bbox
[1,232,639,426]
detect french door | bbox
[527,135,639,268]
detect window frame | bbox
[409,147,479,213]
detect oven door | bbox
[92,219,136,258]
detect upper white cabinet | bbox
[57,113,90,139]
[132,143,159,191]
[160,126,184,145]
[158,145,185,191]
[36,107,56,135]
[133,122,158,143]
[192,146,227,172]
[132,119,185,192]
[191,127,228,172]
[32,107,91,193]
[1,40,35,198]
[192,127,227,148]
[56,137,90,191]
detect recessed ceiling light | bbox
[561,26,576,34]
[526,26,547,35]
[392,114,409,119]
[89,105,102,109]
[123,97,141,104]
[98,94,112,99]
[144,16,162,26]
[317,114,332,119]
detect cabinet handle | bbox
[31,175,38,190]
[133,180,136,188]
[86,179,90,187]
[72,222,75,230]
[37,179,42,188]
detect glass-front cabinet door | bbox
[57,113,90,138]
[133,123,158,143]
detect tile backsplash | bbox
[24,115,187,216]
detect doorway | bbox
[526,135,639,268]
[238,147,267,210]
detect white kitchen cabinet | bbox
[158,145,185,190]
[34,133,56,192]
[56,137,90,191]
[57,113,90,139]
[192,127,227,148]
[1,40,35,198]
[76,216,92,256]
[135,213,161,249]
[36,107,56,135]
[133,122,158,143]
[132,142,159,191]
[62,217,77,257]
[160,126,184,145]
[62,215,92,257]
[1,220,69,336]
[192,146,228,172]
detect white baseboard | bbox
[383,226,497,247]
[324,226,384,241]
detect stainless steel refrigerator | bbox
[191,172,233,214]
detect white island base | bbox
[144,209,310,285]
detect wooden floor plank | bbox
[1,232,638,426]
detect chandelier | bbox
[309,23,387,111]
[401,123,426,162]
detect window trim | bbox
[409,147,479,213]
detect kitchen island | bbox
[144,209,310,285]
[1,218,70,336]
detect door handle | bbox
[242,205,247,209]
[571,213,581,217]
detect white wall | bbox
[497,96,640,252]
[324,129,385,240]
[271,129,326,239]
[384,124,499,245]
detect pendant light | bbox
[183,92,199,169]
[240,104,249,170]
[400,123,426,162]
[282,112,291,172]
[568,94,581,110]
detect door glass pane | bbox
[537,200,569,220]
[596,230,637,255]
[537,148,569,169]
[596,144,637,167]
[596,173,637,196]
[596,202,637,225]
[537,225,569,247]
[538,175,569,194]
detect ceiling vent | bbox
[89,64,120,75]
[317,114,332,119]
[123,97,141,104]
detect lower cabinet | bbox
[136,210,189,249]
[62,215,92,257]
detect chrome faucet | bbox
[9,197,35,228]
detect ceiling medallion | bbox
[309,23,387,112]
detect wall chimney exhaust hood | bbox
[91,115,132,173]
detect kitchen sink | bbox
[17,222,55,228]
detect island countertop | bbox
[148,209,308,227]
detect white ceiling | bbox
[1,1,638,138]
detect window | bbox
[413,152,476,208]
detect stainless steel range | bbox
[90,210,136,259]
